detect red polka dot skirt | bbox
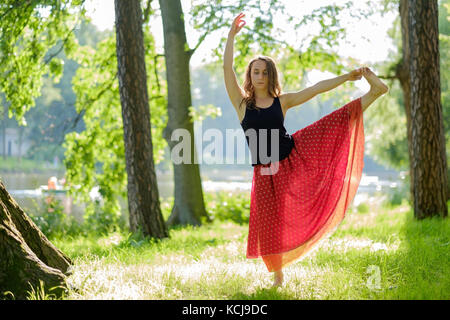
[246,97,365,272]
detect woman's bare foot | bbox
[362,67,389,96]
[273,270,284,287]
[360,67,389,112]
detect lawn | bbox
[39,197,450,300]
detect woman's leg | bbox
[273,269,284,287]
[360,68,389,113]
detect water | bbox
[1,169,403,220]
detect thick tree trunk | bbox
[114,0,168,238]
[407,0,448,219]
[0,180,71,299]
[159,0,210,227]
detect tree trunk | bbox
[0,180,71,299]
[18,125,23,164]
[159,0,210,227]
[114,0,168,238]
[407,0,448,219]
[397,0,414,205]
[2,105,6,159]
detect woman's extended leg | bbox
[360,68,389,113]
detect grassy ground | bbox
[43,199,450,300]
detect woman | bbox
[223,13,388,287]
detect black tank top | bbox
[240,96,295,166]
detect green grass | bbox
[37,198,450,300]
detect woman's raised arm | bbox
[223,13,246,110]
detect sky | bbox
[84,0,397,92]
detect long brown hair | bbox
[239,56,282,111]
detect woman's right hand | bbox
[229,13,246,37]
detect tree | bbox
[407,0,447,219]
[159,0,210,226]
[397,0,415,201]
[1,104,8,159]
[356,0,449,207]
[0,181,72,299]
[63,18,168,232]
[114,0,168,237]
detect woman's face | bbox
[250,60,268,91]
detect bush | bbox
[29,196,81,238]
[82,199,127,236]
[28,190,251,240]
[29,197,128,239]
[204,190,250,224]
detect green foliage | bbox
[194,0,387,117]
[364,0,450,171]
[29,197,81,238]
[286,3,353,74]
[205,0,374,89]
[204,190,250,224]
[63,24,168,219]
[0,1,87,122]
[188,104,222,122]
[16,23,98,162]
[365,79,409,170]
[82,199,127,236]
[27,190,250,239]
[28,196,128,238]
[26,280,65,300]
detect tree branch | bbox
[378,75,398,80]
[143,0,153,24]
[152,54,164,95]
[190,21,229,56]
[44,22,79,65]
[54,71,118,146]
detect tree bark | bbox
[18,125,23,164]
[114,0,168,238]
[159,0,210,227]
[2,105,6,159]
[397,0,414,204]
[407,0,448,219]
[0,180,71,299]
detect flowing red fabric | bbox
[246,97,365,272]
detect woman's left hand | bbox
[347,67,364,81]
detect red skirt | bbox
[246,97,365,272]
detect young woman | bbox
[223,13,388,287]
